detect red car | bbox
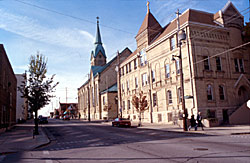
[112,118,131,127]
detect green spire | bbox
[95,16,102,45]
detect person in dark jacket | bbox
[188,115,197,131]
[197,112,204,130]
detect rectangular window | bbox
[92,87,95,106]
[122,67,124,76]
[127,80,129,91]
[176,60,180,74]
[167,90,172,104]
[96,85,98,105]
[126,64,128,74]
[129,62,131,72]
[153,93,157,107]
[170,36,175,50]
[216,57,222,71]
[140,50,147,66]
[140,55,144,66]
[178,88,182,103]
[234,58,244,73]
[207,84,213,101]
[134,59,137,70]
[135,77,138,88]
[142,73,148,86]
[239,59,244,73]
[219,85,225,100]
[165,64,170,78]
[103,96,105,105]
[128,100,131,109]
[151,70,155,83]
[122,83,124,92]
[144,53,147,65]
[204,56,210,70]
[123,101,125,110]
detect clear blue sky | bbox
[0,0,248,115]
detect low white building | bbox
[16,73,28,122]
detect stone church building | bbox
[119,1,250,126]
[78,18,132,120]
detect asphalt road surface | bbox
[3,119,250,163]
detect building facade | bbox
[78,18,132,120]
[0,44,17,130]
[16,73,28,122]
[119,2,250,125]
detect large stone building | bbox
[119,2,250,125]
[78,18,132,120]
[0,44,17,131]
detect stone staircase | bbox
[229,102,250,125]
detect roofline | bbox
[147,20,228,52]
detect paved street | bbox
[1,119,250,163]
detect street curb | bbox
[32,127,51,150]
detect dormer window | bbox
[99,55,102,58]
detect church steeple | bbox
[95,17,102,45]
[91,17,107,66]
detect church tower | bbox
[91,17,107,66]
[135,1,162,50]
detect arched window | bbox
[207,84,213,101]
[165,64,170,78]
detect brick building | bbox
[0,44,17,130]
[118,2,250,126]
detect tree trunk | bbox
[138,112,142,127]
[34,110,39,135]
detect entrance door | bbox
[223,109,229,124]
[238,86,250,106]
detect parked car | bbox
[112,118,131,127]
[39,117,48,124]
[63,115,70,120]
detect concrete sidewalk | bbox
[0,121,50,154]
[100,120,250,136]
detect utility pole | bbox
[88,74,91,122]
[116,51,122,118]
[175,9,187,131]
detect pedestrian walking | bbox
[79,113,81,120]
[197,112,204,130]
[188,115,197,131]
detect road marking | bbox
[43,151,53,163]
[43,151,49,155]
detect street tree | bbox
[19,52,58,135]
[132,91,148,127]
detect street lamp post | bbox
[172,9,188,131]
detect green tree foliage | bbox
[19,52,58,134]
[132,91,148,126]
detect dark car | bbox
[39,117,48,124]
[112,118,131,127]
